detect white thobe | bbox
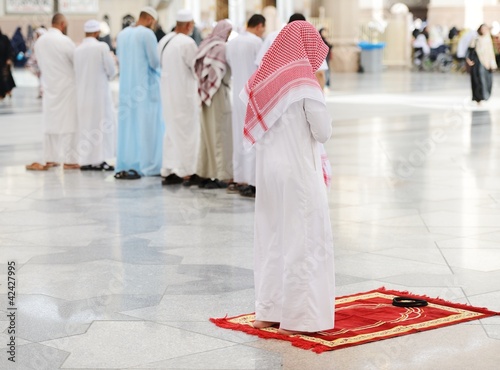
[254,98,334,332]
[74,37,117,165]
[226,31,262,185]
[34,28,78,163]
[158,32,200,177]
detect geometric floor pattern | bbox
[0,69,499,369]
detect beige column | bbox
[323,0,360,72]
[427,0,486,29]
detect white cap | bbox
[35,27,47,35]
[176,9,193,22]
[141,6,158,21]
[84,19,100,33]
[100,21,110,37]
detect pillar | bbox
[216,0,229,20]
[427,0,486,29]
[324,0,360,72]
[229,0,246,31]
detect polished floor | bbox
[1,69,499,369]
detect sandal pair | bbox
[114,169,141,180]
[81,162,114,171]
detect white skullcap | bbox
[141,6,158,21]
[35,27,47,35]
[176,9,193,22]
[100,21,110,37]
[84,19,100,33]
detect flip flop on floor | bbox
[63,164,80,170]
[114,169,141,180]
[26,162,48,171]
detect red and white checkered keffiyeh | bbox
[241,21,332,187]
[194,20,232,106]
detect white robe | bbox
[254,98,334,332]
[74,37,117,165]
[34,28,78,163]
[255,30,279,66]
[226,31,262,185]
[158,32,200,178]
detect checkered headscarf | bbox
[194,20,232,106]
[242,21,328,146]
[241,21,332,187]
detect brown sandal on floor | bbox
[46,162,60,168]
[63,163,80,170]
[26,162,49,171]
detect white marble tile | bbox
[41,321,234,369]
[440,249,500,272]
[2,70,500,369]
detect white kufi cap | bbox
[141,6,158,21]
[84,19,101,33]
[176,9,194,22]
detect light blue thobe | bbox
[116,25,164,176]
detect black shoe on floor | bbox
[182,174,202,187]
[162,173,183,185]
[239,185,256,198]
[204,179,228,189]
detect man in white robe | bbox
[158,9,200,185]
[28,13,79,170]
[243,21,334,334]
[226,14,265,197]
[74,20,116,171]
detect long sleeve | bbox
[305,98,332,144]
[144,30,160,70]
[101,43,116,80]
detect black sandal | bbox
[114,169,141,180]
[239,185,256,198]
[392,297,428,308]
[204,179,228,189]
[99,162,115,171]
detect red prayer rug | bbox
[210,287,499,353]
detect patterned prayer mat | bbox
[210,287,499,353]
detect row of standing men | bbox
[29,7,268,197]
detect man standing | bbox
[226,14,265,197]
[114,7,163,179]
[74,20,116,171]
[194,20,233,189]
[27,13,79,170]
[158,10,200,186]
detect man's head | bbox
[84,19,100,39]
[247,14,266,38]
[175,9,195,36]
[288,13,306,23]
[52,13,68,35]
[138,7,158,29]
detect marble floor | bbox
[1,69,499,369]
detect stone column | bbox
[216,0,229,21]
[229,0,246,31]
[323,0,360,72]
[427,0,486,29]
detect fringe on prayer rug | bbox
[210,287,499,354]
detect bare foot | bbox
[253,320,279,329]
[46,162,60,168]
[277,328,316,336]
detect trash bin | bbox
[358,42,385,73]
